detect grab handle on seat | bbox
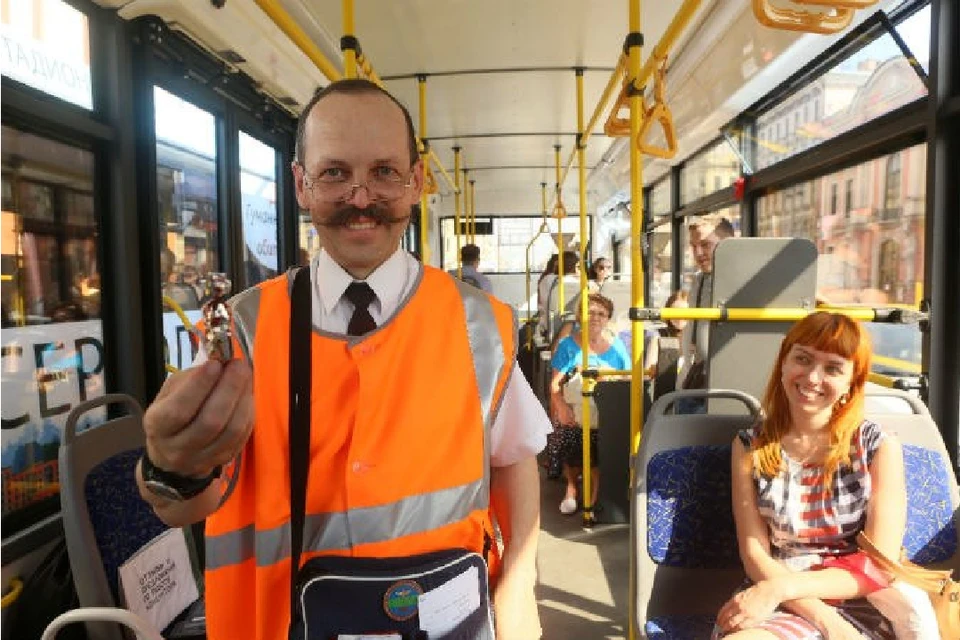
[648,389,763,421]
[63,393,144,444]
[41,607,164,640]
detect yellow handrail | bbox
[1,578,23,609]
[254,0,342,82]
[636,56,678,158]
[342,0,357,78]
[454,147,463,281]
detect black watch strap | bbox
[141,451,221,500]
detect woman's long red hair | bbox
[753,312,872,483]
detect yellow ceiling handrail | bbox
[752,0,855,34]
[254,0,342,82]
[428,149,458,194]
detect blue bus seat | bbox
[59,394,205,640]
[632,388,959,639]
[632,390,760,639]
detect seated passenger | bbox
[549,293,629,515]
[714,311,937,639]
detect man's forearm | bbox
[490,456,541,584]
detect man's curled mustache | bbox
[316,204,411,228]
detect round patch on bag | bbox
[383,580,422,621]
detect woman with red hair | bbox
[714,312,937,639]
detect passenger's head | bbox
[754,312,872,481]
[579,293,614,336]
[663,289,689,335]
[560,250,580,276]
[292,79,424,279]
[461,243,481,266]
[714,217,735,240]
[589,257,612,283]
[688,221,720,273]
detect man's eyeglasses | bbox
[298,163,415,203]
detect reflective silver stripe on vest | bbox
[207,271,507,571]
[206,523,256,570]
[228,285,262,364]
[206,478,486,569]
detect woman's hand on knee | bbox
[716,581,783,632]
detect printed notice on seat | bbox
[118,528,199,633]
[417,565,481,637]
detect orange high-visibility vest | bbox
[202,266,515,640]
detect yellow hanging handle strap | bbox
[752,0,861,35]
[636,56,677,159]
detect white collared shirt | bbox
[196,247,550,467]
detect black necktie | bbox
[344,282,377,336]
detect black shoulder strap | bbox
[289,266,312,627]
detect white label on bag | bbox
[417,565,481,637]
[118,528,199,633]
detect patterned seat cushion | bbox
[647,445,740,568]
[902,444,958,564]
[645,614,716,639]
[84,448,170,601]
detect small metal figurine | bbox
[201,273,233,361]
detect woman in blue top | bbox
[549,293,630,515]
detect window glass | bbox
[757,144,925,373]
[440,216,592,275]
[680,138,741,205]
[299,211,317,265]
[680,205,740,294]
[239,131,279,287]
[647,216,673,309]
[154,87,218,371]
[1,126,104,527]
[649,178,672,217]
[0,0,92,109]
[755,13,929,171]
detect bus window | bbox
[154,86,218,371]
[239,131,279,287]
[758,143,927,374]
[1,126,105,531]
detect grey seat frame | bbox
[60,393,150,640]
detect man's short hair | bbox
[461,243,481,263]
[295,79,419,166]
[715,217,735,239]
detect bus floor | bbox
[535,468,630,639]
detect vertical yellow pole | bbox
[454,146,463,279]
[627,1,643,638]
[554,144,565,311]
[418,75,430,264]
[575,68,595,526]
[341,0,357,78]
[469,180,477,245]
[462,169,470,246]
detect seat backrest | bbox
[633,387,959,636]
[707,238,817,412]
[597,279,633,333]
[864,389,959,571]
[545,279,583,338]
[632,390,761,633]
[59,394,169,640]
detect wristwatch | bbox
[140,452,221,501]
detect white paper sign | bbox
[417,566,481,637]
[337,635,402,640]
[118,528,199,633]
